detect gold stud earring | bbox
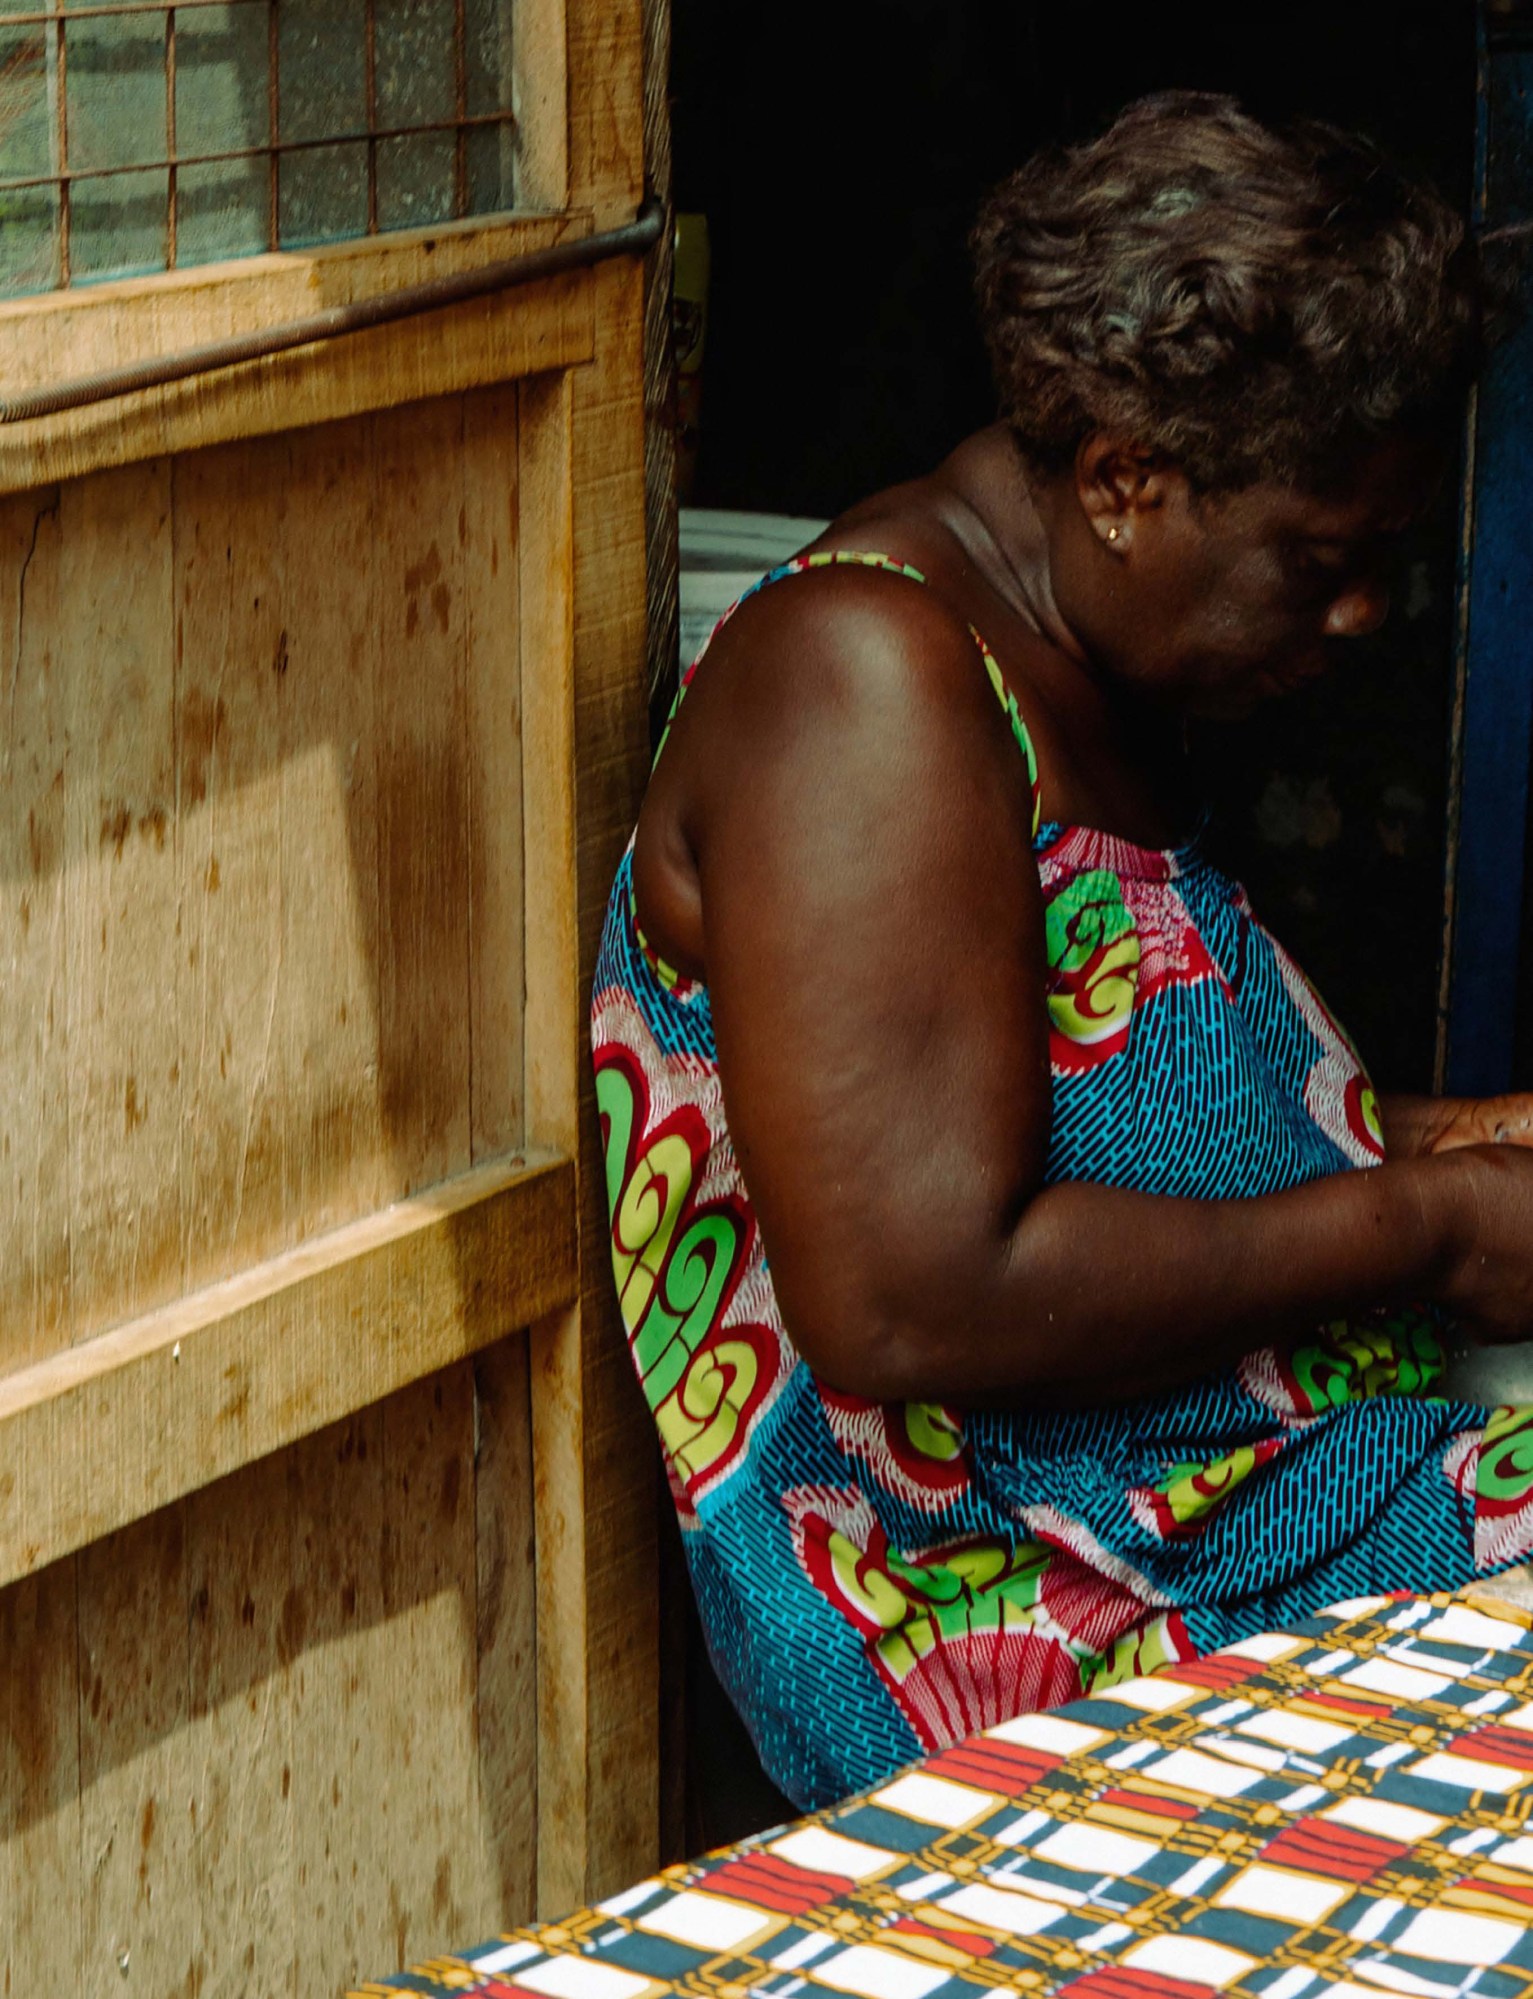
[1106,526,1121,542]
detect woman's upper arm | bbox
[682,575,1052,1393]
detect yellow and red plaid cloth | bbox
[354,1590,1533,1999]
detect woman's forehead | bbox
[1221,437,1443,540]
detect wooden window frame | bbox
[0,205,595,495]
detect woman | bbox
[593,93,1533,1811]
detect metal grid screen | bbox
[0,0,518,298]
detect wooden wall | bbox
[0,0,662,1988]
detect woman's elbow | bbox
[781,1271,1048,1406]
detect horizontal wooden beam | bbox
[0,213,597,496]
[0,1149,576,1589]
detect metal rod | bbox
[0,199,665,424]
[267,0,279,250]
[4,0,265,25]
[54,7,69,286]
[0,108,519,196]
[364,0,378,235]
[453,0,468,220]
[165,4,178,268]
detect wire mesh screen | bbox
[0,0,518,299]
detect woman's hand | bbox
[1379,1092,1533,1159]
[1434,1143,1533,1343]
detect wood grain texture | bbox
[187,1447,296,1998]
[277,417,391,1240]
[60,459,182,1347]
[1,394,551,1374]
[515,0,571,210]
[567,253,662,1908]
[464,386,528,1165]
[522,0,663,1913]
[0,221,596,498]
[0,1150,576,1590]
[641,0,680,713]
[0,1558,82,1997]
[474,1338,540,1920]
[567,0,645,221]
[287,1400,390,1996]
[78,1505,197,1999]
[1,1358,535,1997]
[175,434,292,1286]
[0,2,658,1975]
[373,398,475,1193]
[0,485,70,1369]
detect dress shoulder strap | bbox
[659,548,1041,836]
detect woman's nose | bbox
[1323,580,1390,639]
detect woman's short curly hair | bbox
[971,91,1486,493]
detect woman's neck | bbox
[936,428,1090,669]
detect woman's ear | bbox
[1075,434,1171,554]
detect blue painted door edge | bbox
[1440,2,1533,1096]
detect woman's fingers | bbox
[1424,1095,1533,1154]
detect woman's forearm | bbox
[1378,1092,1461,1159]
[869,1155,1471,1409]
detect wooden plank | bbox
[0,227,596,498]
[463,384,528,1166]
[516,368,589,1916]
[78,1505,198,1999]
[519,0,661,1908]
[518,373,578,1159]
[186,1448,296,1999]
[515,0,571,210]
[174,433,293,1292]
[287,1400,390,1997]
[0,484,71,1368]
[0,1558,83,1995]
[372,398,475,1195]
[59,458,182,1352]
[0,1149,576,1591]
[530,1297,588,1918]
[378,1365,491,1969]
[567,0,645,220]
[568,251,661,1906]
[278,415,392,1240]
[474,1339,540,1922]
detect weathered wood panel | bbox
[0,1150,575,1590]
[0,219,596,497]
[529,0,663,1915]
[0,1360,541,1996]
[0,0,663,1981]
[0,391,544,1377]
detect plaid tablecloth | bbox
[353,1590,1533,1999]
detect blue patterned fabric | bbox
[590,554,1524,1814]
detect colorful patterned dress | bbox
[591,551,1533,1812]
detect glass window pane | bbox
[277,0,365,147]
[0,0,518,299]
[66,13,166,173]
[178,158,269,266]
[71,165,168,284]
[375,0,455,128]
[0,25,58,293]
[0,25,52,177]
[176,4,270,158]
[464,0,513,120]
[0,182,59,298]
[377,129,455,233]
[175,3,272,262]
[464,120,513,218]
[279,138,367,248]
